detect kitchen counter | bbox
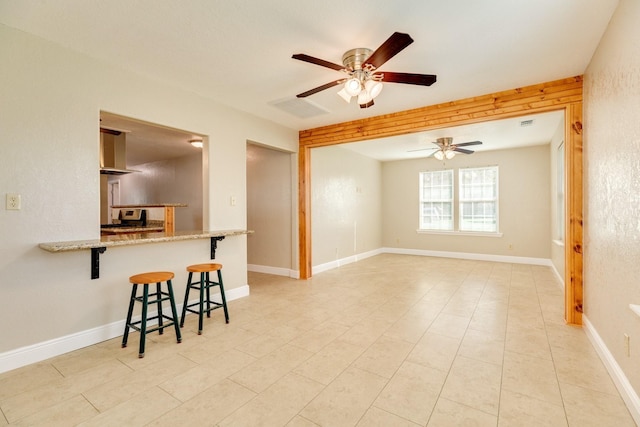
[111,203,187,208]
[100,225,165,235]
[39,229,253,279]
[39,229,251,252]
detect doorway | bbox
[246,142,295,277]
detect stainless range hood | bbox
[100,128,138,175]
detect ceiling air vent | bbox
[520,119,535,127]
[269,97,330,119]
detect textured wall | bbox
[311,146,382,266]
[584,0,640,394]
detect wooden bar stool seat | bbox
[180,263,229,334]
[122,271,182,358]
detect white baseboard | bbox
[381,247,552,266]
[0,284,250,374]
[252,248,550,281]
[247,264,298,278]
[583,315,640,425]
[312,248,384,275]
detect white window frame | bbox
[419,169,454,231]
[458,166,499,233]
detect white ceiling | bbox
[344,110,564,161]
[0,0,617,162]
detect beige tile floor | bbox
[0,254,636,426]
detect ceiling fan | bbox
[409,137,483,160]
[292,32,437,108]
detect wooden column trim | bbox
[565,102,584,325]
[298,76,583,324]
[298,145,312,279]
[164,206,175,234]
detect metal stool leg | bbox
[122,284,138,348]
[180,272,193,327]
[139,284,149,358]
[156,282,164,335]
[217,269,229,324]
[198,272,205,334]
[205,272,212,318]
[166,279,182,343]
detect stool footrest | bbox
[184,301,224,315]
[127,315,178,335]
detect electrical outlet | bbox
[230,196,236,206]
[6,193,21,210]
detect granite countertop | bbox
[39,229,253,252]
[111,204,187,208]
[100,226,165,234]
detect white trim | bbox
[312,248,383,275]
[247,264,298,278]
[551,263,565,289]
[382,247,552,266]
[0,284,250,374]
[583,315,640,425]
[416,229,504,237]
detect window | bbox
[459,166,499,232]
[419,169,454,230]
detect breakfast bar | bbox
[39,229,253,279]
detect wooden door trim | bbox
[297,75,583,325]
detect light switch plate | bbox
[6,193,21,210]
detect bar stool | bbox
[122,271,182,358]
[180,263,229,334]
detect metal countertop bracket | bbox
[210,236,225,259]
[91,247,107,279]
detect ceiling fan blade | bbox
[381,72,437,86]
[292,54,344,71]
[453,141,482,147]
[364,32,414,69]
[296,80,343,98]
[453,147,475,154]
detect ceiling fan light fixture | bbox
[337,87,352,103]
[445,150,456,160]
[344,78,362,96]
[365,79,383,99]
[359,99,375,109]
[434,150,444,161]
[357,90,373,105]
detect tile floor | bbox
[0,254,636,426]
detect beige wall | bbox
[584,0,640,397]
[382,145,551,259]
[246,143,294,272]
[311,146,382,267]
[115,153,203,231]
[0,24,297,360]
